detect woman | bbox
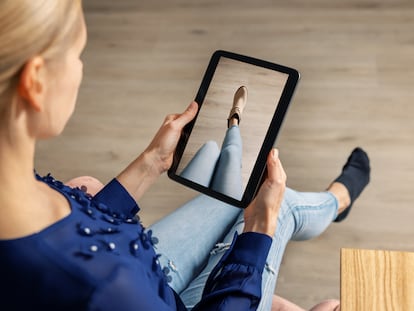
[0,1,369,310]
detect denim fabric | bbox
[149,125,338,310]
[179,125,243,199]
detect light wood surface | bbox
[341,248,414,311]
[34,0,414,308]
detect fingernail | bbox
[272,148,278,159]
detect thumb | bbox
[264,148,286,188]
[175,101,198,127]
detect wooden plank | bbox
[341,248,414,311]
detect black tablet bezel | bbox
[168,50,300,208]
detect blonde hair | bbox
[0,0,83,116]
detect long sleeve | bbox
[8,175,273,311]
[192,232,272,311]
[92,178,140,217]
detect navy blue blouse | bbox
[0,174,272,310]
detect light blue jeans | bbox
[149,126,339,311]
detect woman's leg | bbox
[210,125,243,199]
[271,295,306,311]
[177,124,242,196]
[149,127,244,294]
[309,300,340,311]
[179,140,220,187]
[179,188,339,309]
[270,296,340,311]
[180,148,370,310]
[257,189,339,310]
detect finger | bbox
[266,148,286,185]
[164,113,180,124]
[174,101,198,127]
[163,102,198,126]
[274,149,287,182]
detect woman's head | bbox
[0,0,85,138]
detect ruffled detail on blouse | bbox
[34,173,169,291]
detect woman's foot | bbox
[271,295,305,311]
[309,299,341,311]
[227,86,248,128]
[327,147,370,222]
[271,295,340,311]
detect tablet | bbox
[168,50,300,208]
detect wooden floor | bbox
[35,0,414,308]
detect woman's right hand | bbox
[143,101,198,175]
[243,149,286,237]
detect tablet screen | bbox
[168,50,299,208]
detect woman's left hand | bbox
[145,101,198,174]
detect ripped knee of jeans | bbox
[210,242,231,255]
[167,260,178,272]
[265,262,276,275]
